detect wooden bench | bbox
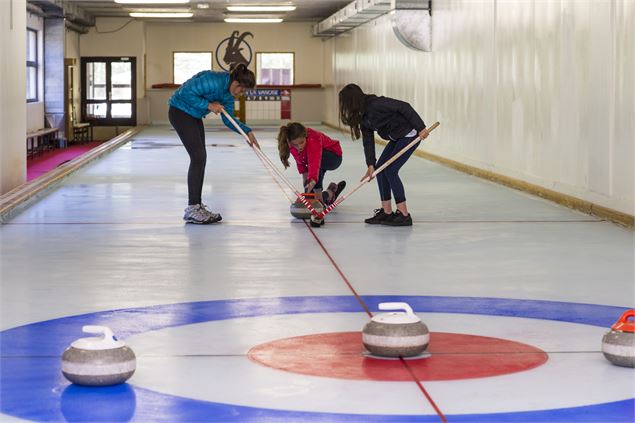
[26,128,59,158]
[72,122,93,143]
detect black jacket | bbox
[361,95,426,166]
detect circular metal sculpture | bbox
[391,0,432,52]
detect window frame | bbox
[172,51,213,84]
[26,28,38,103]
[255,52,295,86]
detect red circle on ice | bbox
[248,332,548,381]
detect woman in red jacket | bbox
[277,122,346,205]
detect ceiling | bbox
[56,0,353,22]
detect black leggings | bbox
[375,135,420,204]
[169,106,206,205]
[315,150,343,190]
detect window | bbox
[81,57,136,126]
[173,52,212,84]
[26,28,38,102]
[256,53,294,86]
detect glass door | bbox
[81,57,136,126]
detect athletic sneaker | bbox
[332,181,346,203]
[381,210,413,226]
[183,204,222,224]
[200,203,222,222]
[324,181,347,205]
[364,208,391,224]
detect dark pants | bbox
[375,135,420,204]
[314,150,342,190]
[169,106,206,206]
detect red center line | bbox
[305,223,447,423]
[304,222,372,318]
[399,357,449,423]
[259,142,447,422]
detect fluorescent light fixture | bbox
[224,18,283,23]
[130,12,193,17]
[226,5,296,12]
[117,0,189,4]
[196,3,210,8]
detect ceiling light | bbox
[196,3,210,8]
[130,12,193,17]
[224,18,283,23]
[117,0,189,4]
[226,5,296,12]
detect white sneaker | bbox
[183,204,222,224]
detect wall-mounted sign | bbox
[244,89,291,120]
[215,31,254,71]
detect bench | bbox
[26,128,59,158]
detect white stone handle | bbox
[378,302,415,317]
[82,325,114,340]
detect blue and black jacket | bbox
[168,71,251,135]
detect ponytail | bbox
[277,122,307,169]
[277,126,291,168]
[230,63,256,89]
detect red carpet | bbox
[27,142,104,181]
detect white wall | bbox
[79,18,147,139]
[1,0,27,194]
[78,20,326,126]
[144,21,324,123]
[26,9,44,132]
[324,0,634,216]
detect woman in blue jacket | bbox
[339,84,429,227]
[168,64,259,224]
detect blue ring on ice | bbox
[1,295,633,421]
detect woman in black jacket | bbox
[339,84,429,226]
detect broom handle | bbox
[220,109,322,217]
[372,122,439,177]
[320,122,440,217]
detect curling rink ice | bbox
[1,124,633,422]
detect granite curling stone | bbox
[62,325,136,386]
[602,310,635,368]
[290,193,324,219]
[362,302,429,357]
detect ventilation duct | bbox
[312,0,392,37]
[313,0,432,52]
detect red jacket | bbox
[289,128,342,183]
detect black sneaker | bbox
[381,210,413,226]
[332,181,346,203]
[364,208,390,224]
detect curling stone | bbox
[602,310,635,368]
[62,325,136,386]
[362,302,429,357]
[290,193,324,219]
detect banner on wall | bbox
[245,89,281,101]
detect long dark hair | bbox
[338,83,367,140]
[230,63,256,89]
[277,122,306,168]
